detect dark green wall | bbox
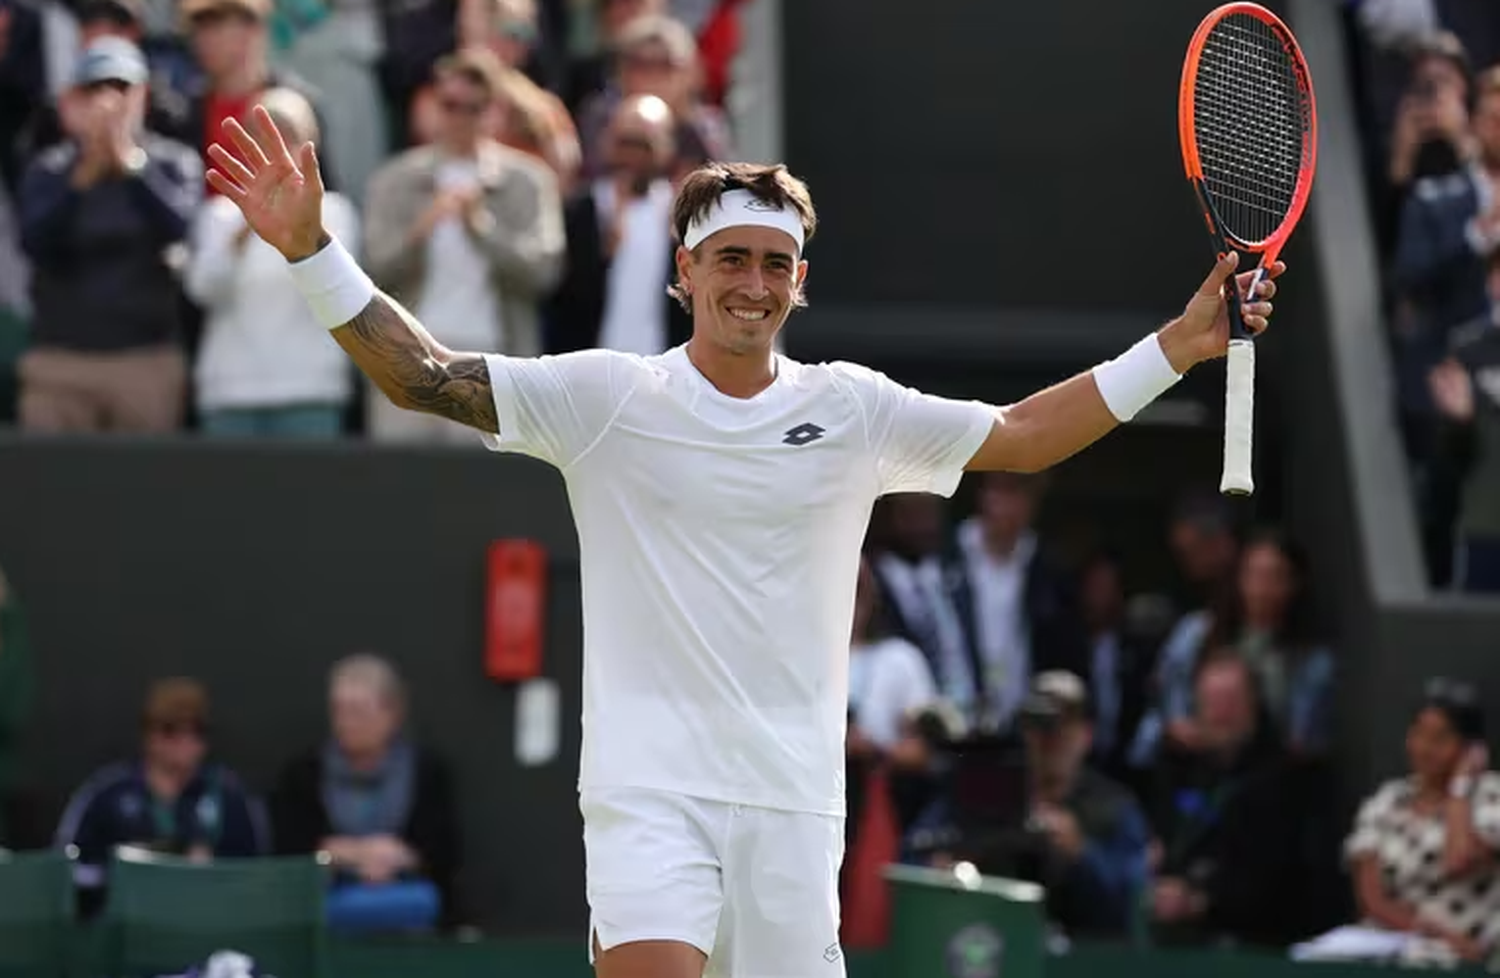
[0,438,588,934]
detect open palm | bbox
[206,105,326,261]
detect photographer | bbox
[909,672,1149,940]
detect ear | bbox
[674,244,696,293]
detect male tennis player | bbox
[207,107,1278,978]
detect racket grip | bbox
[1220,339,1255,496]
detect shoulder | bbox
[1359,777,1412,816]
[486,141,557,192]
[69,762,138,804]
[373,146,436,184]
[1078,768,1143,820]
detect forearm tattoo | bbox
[337,294,499,434]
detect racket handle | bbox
[1221,338,1255,496]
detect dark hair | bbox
[1422,676,1486,742]
[1170,487,1237,539]
[433,47,506,101]
[667,162,818,312]
[1205,526,1320,653]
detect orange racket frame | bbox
[1179,1,1318,274]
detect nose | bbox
[742,267,768,299]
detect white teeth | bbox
[728,309,768,321]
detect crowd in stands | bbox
[0,0,744,439]
[1343,0,1500,594]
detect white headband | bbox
[683,189,805,254]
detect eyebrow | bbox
[713,246,797,264]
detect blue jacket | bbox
[55,760,270,888]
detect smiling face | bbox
[676,224,807,356]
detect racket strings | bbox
[1193,13,1309,245]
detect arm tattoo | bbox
[333,293,500,434]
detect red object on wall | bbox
[485,539,547,682]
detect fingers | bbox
[207,142,255,190]
[249,104,298,169]
[206,167,247,201]
[223,115,272,170]
[298,140,325,193]
[1198,251,1240,296]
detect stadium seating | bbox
[0,847,75,978]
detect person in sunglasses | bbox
[53,677,268,914]
[363,46,563,446]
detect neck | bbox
[439,137,481,159]
[144,762,190,798]
[1417,775,1451,801]
[982,525,1022,559]
[342,746,386,773]
[684,336,777,399]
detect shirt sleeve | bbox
[831,362,993,497]
[1344,782,1397,861]
[481,349,642,468]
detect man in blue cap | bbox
[15,36,201,433]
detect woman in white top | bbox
[185,87,358,438]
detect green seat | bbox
[105,847,331,978]
[883,863,1047,978]
[0,847,76,978]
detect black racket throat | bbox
[1192,177,1256,344]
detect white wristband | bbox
[284,235,377,330]
[1092,334,1183,422]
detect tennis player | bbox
[207,107,1278,978]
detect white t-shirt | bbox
[416,159,501,352]
[482,345,993,815]
[849,637,939,750]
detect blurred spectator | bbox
[16,36,200,434]
[184,87,355,438]
[869,493,980,727]
[952,472,1088,733]
[363,48,563,445]
[1390,60,1500,581]
[575,13,731,182]
[182,0,327,190]
[1344,677,1500,965]
[456,0,580,190]
[0,0,48,191]
[847,553,938,844]
[0,563,34,847]
[1382,32,1470,249]
[564,0,662,111]
[1134,529,1334,764]
[1166,489,1240,615]
[55,678,269,912]
[1146,656,1308,948]
[272,0,390,208]
[1076,549,1156,781]
[1018,671,1149,940]
[271,654,461,933]
[21,0,197,160]
[1428,249,1500,592]
[378,0,459,147]
[547,92,683,354]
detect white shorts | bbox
[581,787,847,977]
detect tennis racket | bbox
[1179,2,1317,496]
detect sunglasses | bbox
[439,96,488,117]
[147,720,206,738]
[82,79,132,94]
[499,18,537,44]
[613,133,656,153]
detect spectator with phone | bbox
[1344,678,1500,965]
[1429,249,1500,593]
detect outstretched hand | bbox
[206,105,326,262]
[1159,253,1285,373]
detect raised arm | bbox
[964,253,1281,473]
[203,105,497,433]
